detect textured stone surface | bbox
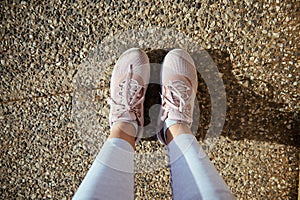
[1,0,299,199]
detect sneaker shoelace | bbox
[161,80,192,124]
[110,64,145,122]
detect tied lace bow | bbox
[109,65,145,122]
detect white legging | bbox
[73,134,235,200]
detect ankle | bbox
[109,122,137,149]
[166,123,192,145]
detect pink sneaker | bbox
[109,48,150,140]
[157,49,198,144]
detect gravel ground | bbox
[1,0,299,199]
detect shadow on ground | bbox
[143,49,299,148]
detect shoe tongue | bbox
[123,79,139,103]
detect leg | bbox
[73,48,150,199]
[158,49,235,199]
[73,123,135,200]
[167,124,235,200]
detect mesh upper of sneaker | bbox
[109,65,145,125]
[160,49,197,126]
[109,48,150,129]
[157,49,197,144]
